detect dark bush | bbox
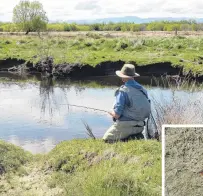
[64,24,71,31]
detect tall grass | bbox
[165,128,203,196]
[82,119,96,139]
[151,76,203,138]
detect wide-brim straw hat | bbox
[116,64,140,78]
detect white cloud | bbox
[75,0,101,10]
[8,135,56,154]
[0,0,202,22]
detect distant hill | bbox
[53,16,203,24]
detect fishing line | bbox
[60,104,109,113]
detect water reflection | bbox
[39,77,59,119]
[8,135,56,154]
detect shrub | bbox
[180,24,193,31]
[113,24,122,31]
[64,24,71,31]
[4,40,11,44]
[89,24,100,31]
[115,41,128,51]
[131,24,141,32]
[47,24,64,31]
[71,39,80,46]
[69,24,78,31]
[84,41,93,47]
[86,32,102,39]
[58,40,66,45]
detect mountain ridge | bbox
[50,16,203,24]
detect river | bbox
[0,73,202,153]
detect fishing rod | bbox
[61,103,159,140]
[60,104,109,113]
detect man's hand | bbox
[108,110,120,119]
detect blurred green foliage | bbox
[1,20,203,32]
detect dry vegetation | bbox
[151,78,203,138]
[165,127,203,196]
[1,31,203,38]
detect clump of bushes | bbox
[64,24,78,31]
[115,40,129,51]
[86,32,102,39]
[4,40,11,44]
[84,41,93,47]
[71,39,80,46]
[1,20,203,33]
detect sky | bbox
[0,0,203,22]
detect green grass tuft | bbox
[0,140,31,174]
[46,139,161,196]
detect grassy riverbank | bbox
[1,33,203,74]
[0,139,161,196]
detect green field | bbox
[0,139,161,196]
[1,33,203,75]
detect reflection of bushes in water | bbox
[39,78,55,117]
[39,78,68,119]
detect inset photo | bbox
[163,125,203,196]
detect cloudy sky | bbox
[0,0,203,22]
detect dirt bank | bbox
[0,57,196,79]
[0,58,26,70]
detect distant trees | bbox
[13,0,48,34]
[64,23,78,31]
[89,24,101,31]
[180,24,193,31]
[147,22,164,31]
[2,14,203,33]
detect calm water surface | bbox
[0,73,201,153]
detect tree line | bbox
[1,21,203,33]
[0,0,203,34]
